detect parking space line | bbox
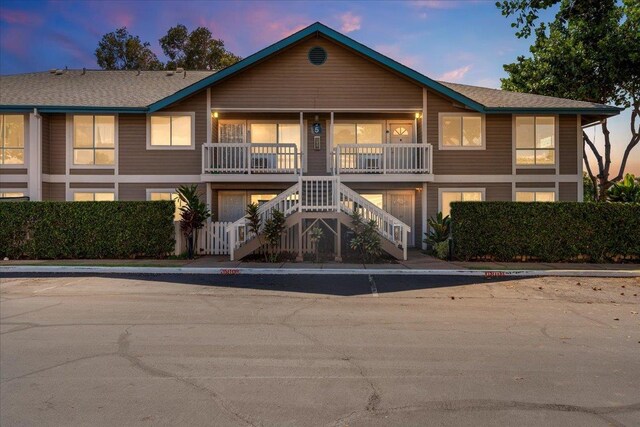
[368,275,379,297]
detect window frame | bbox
[0,114,27,168]
[146,189,184,221]
[70,114,117,168]
[332,120,386,146]
[513,115,558,169]
[70,190,116,202]
[514,189,557,202]
[438,188,486,217]
[146,112,196,150]
[438,113,486,151]
[247,120,302,147]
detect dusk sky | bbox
[0,0,636,174]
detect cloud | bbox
[408,0,462,9]
[375,43,420,69]
[0,8,43,25]
[339,12,361,33]
[438,64,472,82]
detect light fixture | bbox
[213,112,219,119]
[415,112,421,119]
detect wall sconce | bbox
[415,112,421,119]
[213,112,219,119]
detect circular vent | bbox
[308,47,327,66]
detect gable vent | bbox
[308,46,327,66]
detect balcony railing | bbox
[333,143,432,174]
[202,143,300,174]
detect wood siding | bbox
[41,114,50,174]
[118,182,203,200]
[119,91,207,175]
[516,168,556,175]
[70,169,115,175]
[210,36,423,110]
[0,168,27,174]
[559,115,578,174]
[69,182,115,189]
[559,182,578,201]
[427,91,512,175]
[48,114,66,175]
[0,181,27,189]
[42,182,65,201]
[515,182,556,188]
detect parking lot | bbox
[1,273,639,426]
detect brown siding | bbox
[306,113,329,175]
[48,114,66,175]
[427,91,512,174]
[42,182,65,201]
[69,182,115,189]
[559,115,578,174]
[0,181,27,189]
[559,182,578,201]
[0,169,27,174]
[211,36,422,109]
[119,183,204,201]
[515,182,556,188]
[70,169,115,175]
[426,182,511,219]
[119,91,207,175]
[41,114,50,174]
[516,168,556,175]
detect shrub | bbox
[450,201,640,262]
[349,210,382,263]
[424,212,451,249]
[0,201,175,259]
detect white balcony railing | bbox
[334,143,432,174]
[202,143,300,174]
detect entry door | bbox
[218,192,246,222]
[388,123,414,171]
[386,191,414,247]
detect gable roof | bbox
[0,70,214,113]
[0,22,623,116]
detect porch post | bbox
[28,110,42,201]
[296,218,304,262]
[329,111,334,174]
[299,111,304,175]
[422,88,428,144]
[421,183,427,250]
[335,219,342,262]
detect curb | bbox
[1,266,639,278]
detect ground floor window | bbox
[250,193,278,206]
[0,192,24,198]
[439,190,484,217]
[360,193,384,209]
[73,192,115,202]
[515,191,556,202]
[148,191,184,221]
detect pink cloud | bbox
[439,65,472,82]
[245,8,310,42]
[107,10,134,28]
[339,12,361,33]
[49,31,95,65]
[408,0,468,9]
[0,8,43,25]
[375,43,420,69]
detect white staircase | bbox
[227,176,410,261]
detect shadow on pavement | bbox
[1,273,522,297]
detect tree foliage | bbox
[497,0,640,200]
[159,24,241,71]
[176,185,211,258]
[95,27,163,70]
[607,173,640,203]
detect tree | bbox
[159,24,241,71]
[95,27,163,70]
[176,185,211,259]
[497,0,639,200]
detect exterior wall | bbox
[427,90,512,175]
[559,182,578,201]
[42,182,65,201]
[426,182,512,219]
[48,114,66,175]
[41,114,50,175]
[119,183,204,201]
[559,115,578,174]
[210,36,423,110]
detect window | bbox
[0,192,24,198]
[73,115,115,165]
[361,194,384,209]
[73,192,115,202]
[249,123,301,150]
[250,193,277,206]
[149,114,193,148]
[148,191,184,221]
[0,115,25,165]
[516,191,556,202]
[440,190,484,217]
[333,123,384,146]
[515,116,555,165]
[440,114,483,149]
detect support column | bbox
[328,111,334,174]
[296,218,303,262]
[28,110,42,201]
[299,111,304,175]
[335,219,342,262]
[422,88,428,144]
[421,182,427,250]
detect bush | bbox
[0,201,175,259]
[450,201,640,263]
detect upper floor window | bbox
[219,121,246,144]
[515,191,556,202]
[249,123,301,151]
[515,116,555,165]
[333,123,384,146]
[73,115,115,165]
[149,114,194,148]
[0,115,25,165]
[439,113,483,149]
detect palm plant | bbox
[607,174,640,203]
[349,210,382,264]
[309,226,324,262]
[176,185,211,259]
[424,212,451,260]
[263,209,285,262]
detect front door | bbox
[389,123,413,144]
[218,192,246,222]
[388,123,414,171]
[386,191,414,247]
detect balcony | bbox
[333,143,432,175]
[202,143,301,180]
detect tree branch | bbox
[583,129,604,173]
[583,150,598,200]
[612,105,640,182]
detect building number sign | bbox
[312,122,322,135]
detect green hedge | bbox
[0,201,175,259]
[450,202,640,262]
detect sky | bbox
[0,0,637,175]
